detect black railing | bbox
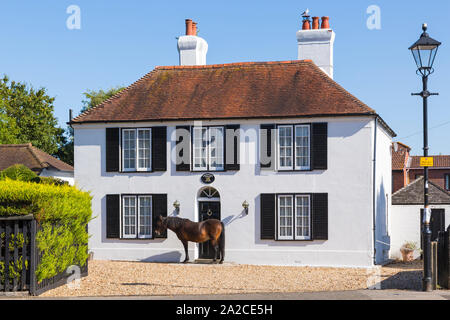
[0,215,88,295]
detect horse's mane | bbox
[166,216,190,230]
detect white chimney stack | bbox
[296,16,335,78]
[177,19,208,66]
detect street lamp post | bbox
[409,23,441,292]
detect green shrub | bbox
[0,164,38,182]
[0,179,92,282]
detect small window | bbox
[192,126,224,171]
[122,195,152,239]
[445,174,450,191]
[278,126,293,170]
[122,128,151,172]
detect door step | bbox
[194,259,216,264]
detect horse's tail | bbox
[219,221,225,261]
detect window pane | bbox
[278,126,293,169]
[278,196,293,239]
[123,130,136,170]
[295,196,310,239]
[209,127,224,171]
[193,127,208,170]
[295,125,310,170]
[123,196,137,237]
[139,196,152,237]
[137,129,151,169]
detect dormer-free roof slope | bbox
[0,144,74,172]
[71,60,394,136]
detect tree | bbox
[0,112,20,144]
[80,87,124,114]
[0,75,63,154]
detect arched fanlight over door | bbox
[199,187,220,199]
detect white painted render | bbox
[390,204,450,260]
[373,120,392,265]
[73,116,392,268]
[177,35,208,66]
[297,29,335,78]
[39,168,75,186]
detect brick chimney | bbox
[296,15,335,78]
[177,19,208,66]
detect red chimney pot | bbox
[302,19,311,30]
[192,22,197,36]
[185,19,193,35]
[321,16,330,29]
[312,17,320,30]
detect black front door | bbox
[421,209,446,249]
[198,201,221,259]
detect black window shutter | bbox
[106,194,120,238]
[225,125,240,171]
[260,194,276,239]
[312,123,328,170]
[152,194,168,238]
[106,128,120,172]
[176,126,191,171]
[260,124,275,169]
[312,193,328,240]
[152,127,167,171]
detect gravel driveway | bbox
[40,260,422,297]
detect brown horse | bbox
[154,216,225,264]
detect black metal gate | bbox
[1,215,88,295]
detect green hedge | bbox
[0,179,92,282]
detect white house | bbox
[71,16,395,267]
[390,177,450,260]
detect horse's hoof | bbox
[219,260,224,264]
[182,260,189,264]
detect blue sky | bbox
[0,0,449,154]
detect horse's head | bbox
[154,215,168,236]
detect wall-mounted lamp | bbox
[242,200,249,215]
[173,200,180,214]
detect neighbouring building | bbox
[391,176,450,260]
[0,143,74,185]
[391,142,450,193]
[71,16,395,267]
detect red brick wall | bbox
[392,170,406,193]
[408,168,450,190]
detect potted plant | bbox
[400,241,418,262]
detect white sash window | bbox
[277,194,311,240]
[192,126,224,171]
[122,128,152,171]
[122,195,152,239]
[277,124,310,171]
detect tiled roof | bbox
[392,142,411,170]
[409,155,450,169]
[392,176,450,205]
[71,60,392,131]
[0,144,74,172]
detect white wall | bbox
[39,168,75,186]
[373,120,393,265]
[390,204,450,260]
[74,116,391,267]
